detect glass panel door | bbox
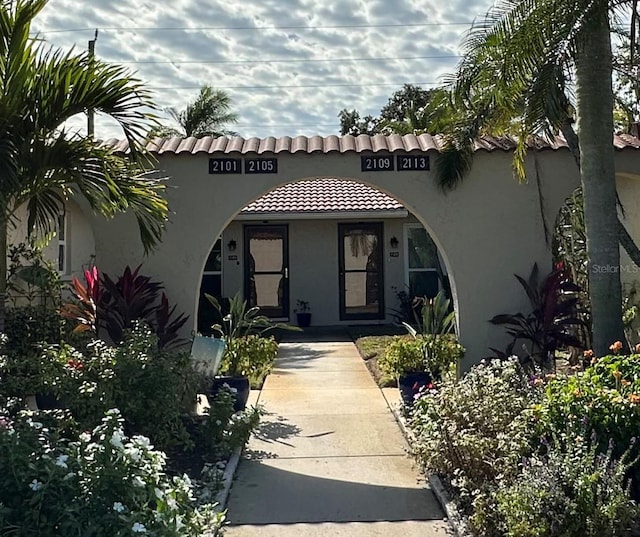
[339,223,384,320]
[245,225,289,319]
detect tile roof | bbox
[104,133,640,155]
[240,178,405,214]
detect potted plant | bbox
[205,292,300,411]
[378,337,430,407]
[397,290,465,407]
[295,299,312,328]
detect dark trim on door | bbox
[338,222,385,321]
[244,224,289,319]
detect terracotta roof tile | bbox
[241,178,404,215]
[107,133,640,155]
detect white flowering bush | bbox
[410,358,540,496]
[410,357,542,536]
[0,407,225,536]
[33,324,198,451]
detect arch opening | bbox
[194,176,458,335]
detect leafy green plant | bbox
[205,291,299,376]
[402,290,463,376]
[0,408,225,536]
[537,351,640,498]
[410,358,541,516]
[496,435,639,537]
[220,335,278,386]
[490,263,585,369]
[6,239,62,308]
[294,299,310,313]
[378,337,424,378]
[193,386,262,458]
[41,323,199,452]
[3,305,63,356]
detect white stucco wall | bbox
[7,200,95,281]
[84,146,623,369]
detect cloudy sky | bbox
[32,0,497,140]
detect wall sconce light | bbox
[227,239,237,252]
[390,236,399,249]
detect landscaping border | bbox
[214,388,264,511]
[380,388,470,537]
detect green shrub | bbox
[4,306,63,355]
[410,358,541,521]
[378,336,424,378]
[0,407,225,536]
[220,334,278,387]
[40,323,199,451]
[193,386,262,458]
[537,352,640,497]
[496,435,639,537]
[422,334,465,377]
[378,335,464,379]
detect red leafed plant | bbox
[490,263,586,369]
[60,265,188,350]
[59,266,102,334]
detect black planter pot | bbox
[296,312,312,328]
[397,372,432,407]
[35,392,67,410]
[209,375,251,412]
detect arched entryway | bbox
[195,178,454,334]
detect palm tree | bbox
[150,85,238,138]
[434,0,633,356]
[0,0,169,333]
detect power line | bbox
[151,81,441,90]
[108,55,461,65]
[35,22,475,34]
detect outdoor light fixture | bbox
[390,236,399,249]
[227,239,237,252]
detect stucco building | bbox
[9,133,640,369]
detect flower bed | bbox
[0,323,263,536]
[409,351,640,536]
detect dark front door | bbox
[339,223,384,320]
[245,225,289,319]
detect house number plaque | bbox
[245,158,278,174]
[361,155,394,172]
[397,155,430,171]
[209,158,241,174]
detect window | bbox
[197,239,222,334]
[57,213,67,274]
[404,224,441,299]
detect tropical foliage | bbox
[205,291,299,376]
[150,85,238,138]
[0,0,169,333]
[431,0,636,356]
[60,265,188,350]
[490,263,585,368]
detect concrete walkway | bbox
[224,340,452,536]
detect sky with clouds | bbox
[32,0,497,140]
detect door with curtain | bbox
[244,225,289,319]
[338,223,384,320]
